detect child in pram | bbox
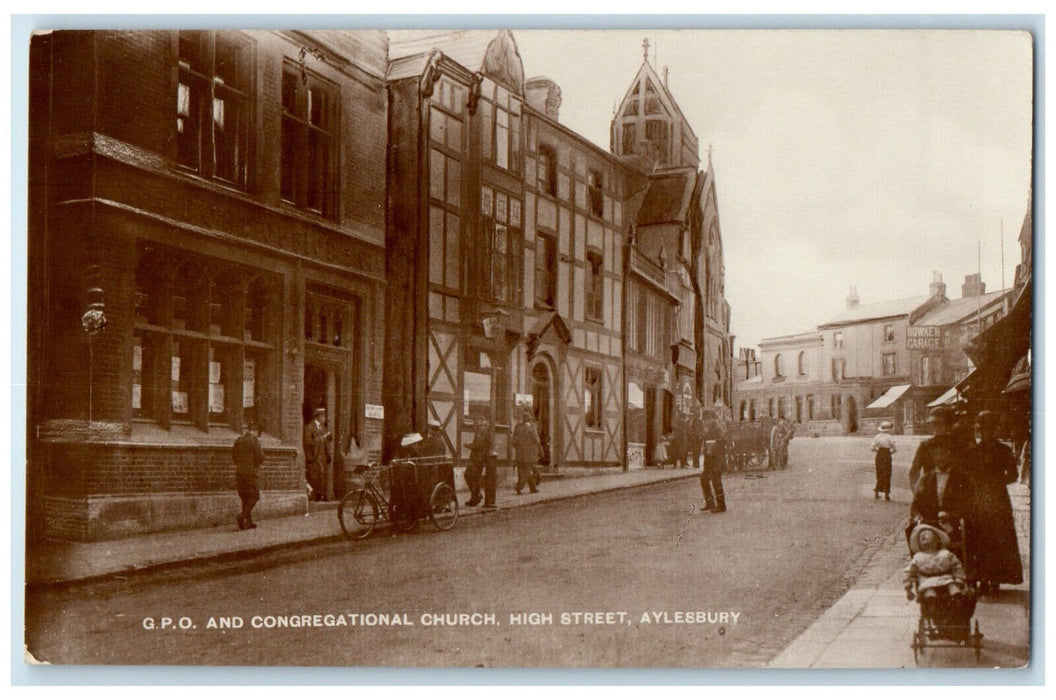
[904,522,977,640]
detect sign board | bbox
[515,393,534,408]
[364,404,384,420]
[907,325,943,350]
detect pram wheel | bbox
[912,617,926,664]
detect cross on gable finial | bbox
[642,37,650,63]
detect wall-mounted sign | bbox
[515,393,534,408]
[365,404,384,420]
[907,325,944,350]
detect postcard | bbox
[22,26,1033,672]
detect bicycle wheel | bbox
[338,490,379,541]
[390,503,419,532]
[429,483,459,531]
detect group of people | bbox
[900,405,1025,636]
[463,410,544,508]
[654,407,711,470]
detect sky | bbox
[512,29,1034,351]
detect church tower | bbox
[611,38,700,170]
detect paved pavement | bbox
[25,466,701,586]
[768,481,1032,668]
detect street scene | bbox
[24,438,1030,668]
[20,26,1033,674]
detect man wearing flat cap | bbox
[304,407,332,502]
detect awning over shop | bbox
[867,384,911,410]
[961,279,1031,400]
[927,386,960,408]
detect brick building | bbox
[28,29,735,540]
[28,30,389,540]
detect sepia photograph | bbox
[17,20,1035,675]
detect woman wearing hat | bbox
[870,420,897,500]
[967,411,1023,591]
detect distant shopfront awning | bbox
[927,385,961,408]
[867,384,912,410]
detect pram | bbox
[906,518,983,663]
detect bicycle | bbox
[338,459,459,541]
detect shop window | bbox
[584,367,602,429]
[464,348,509,426]
[535,232,557,308]
[537,143,557,197]
[133,247,278,431]
[585,250,604,322]
[176,31,252,188]
[281,63,337,217]
[587,168,604,218]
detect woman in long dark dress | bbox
[968,411,1023,591]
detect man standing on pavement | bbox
[700,409,727,513]
[304,407,332,502]
[464,413,492,507]
[233,421,264,530]
[513,410,542,495]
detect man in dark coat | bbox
[967,411,1023,590]
[464,413,493,507]
[233,422,265,530]
[699,410,727,513]
[909,406,976,558]
[512,410,543,495]
[304,407,332,501]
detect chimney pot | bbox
[525,76,562,122]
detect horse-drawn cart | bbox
[724,417,792,471]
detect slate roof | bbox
[820,295,931,327]
[914,290,1008,327]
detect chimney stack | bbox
[929,271,947,298]
[525,76,562,122]
[961,273,986,298]
[846,285,860,309]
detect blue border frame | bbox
[9,13,1045,687]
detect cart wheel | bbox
[390,503,419,533]
[338,490,379,541]
[429,483,459,531]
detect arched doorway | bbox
[531,359,555,471]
